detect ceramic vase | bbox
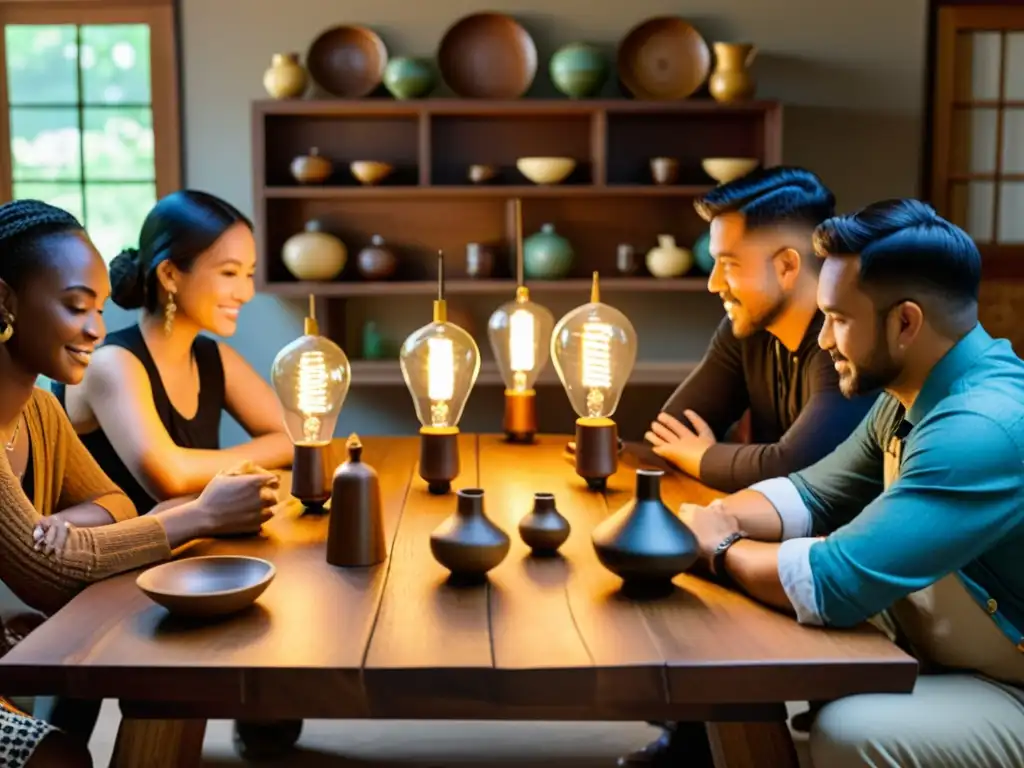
[523,223,573,280]
[383,57,436,99]
[430,488,510,581]
[518,493,571,555]
[290,147,332,184]
[282,220,346,281]
[550,43,608,99]
[357,235,397,280]
[645,235,693,278]
[692,231,714,275]
[263,53,309,99]
[709,43,757,103]
[327,434,385,568]
[466,243,494,279]
[591,469,700,588]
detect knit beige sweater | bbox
[0,388,172,618]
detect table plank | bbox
[0,438,419,718]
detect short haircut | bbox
[0,199,85,291]
[694,165,836,230]
[813,198,981,315]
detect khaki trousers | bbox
[810,674,1024,767]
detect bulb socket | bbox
[292,442,333,510]
[419,427,460,494]
[503,389,537,444]
[575,418,618,491]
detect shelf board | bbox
[349,359,696,387]
[260,277,710,298]
[254,98,780,117]
[262,184,714,199]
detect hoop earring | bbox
[164,292,176,335]
[0,319,11,344]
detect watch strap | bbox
[711,530,748,582]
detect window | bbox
[0,1,179,261]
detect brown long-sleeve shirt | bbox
[0,388,172,618]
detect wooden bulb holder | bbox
[574,417,618,491]
[419,427,460,495]
[503,389,537,444]
[292,442,333,511]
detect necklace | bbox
[5,417,20,452]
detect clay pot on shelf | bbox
[290,147,332,184]
[550,42,608,98]
[383,57,436,99]
[591,468,700,589]
[616,243,637,275]
[518,493,571,555]
[430,488,510,581]
[466,243,494,279]
[263,53,309,99]
[523,223,573,280]
[709,42,757,103]
[356,235,397,280]
[650,157,679,185]
[468,164,498,184]
[646,235,693,278]
[282,220,346,281]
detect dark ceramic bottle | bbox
[429,488,510,581]
[591,468,699,586]
[518,492,571,555]
[327,434,386,567]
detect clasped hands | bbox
[677,499,744,566]
[645,409,717,478]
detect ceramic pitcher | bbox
[709,43,757,103]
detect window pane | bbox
[1005,33,1024,101]
[81,24,151,105]
[12,182,84,224]
[951,108,998,174]
[84,107,154,180]
[85,182,155,261]
[998,183,1024,244]
[4,25,78,105]
[10,107,80,181]
[949,181,994,243]
[1003,109,1024,175]
[955,31,1001,101]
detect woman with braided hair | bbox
[0,199,281,767]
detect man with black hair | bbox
[647,166,877,494]
[623,168,879,767]
[678,199,1024,766]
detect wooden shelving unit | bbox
[251,98,782,385]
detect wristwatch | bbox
[710,530,748,584]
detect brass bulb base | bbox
[419,426,460,495]
[292,442,333,511]
[503,389,537,444]
[574,417,618,492]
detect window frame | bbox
[0,0,181,206]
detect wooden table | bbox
[0,435,917,768]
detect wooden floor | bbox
[83,702,813,767]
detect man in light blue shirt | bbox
[680,198,1024,767]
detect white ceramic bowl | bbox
[516,156,576,185]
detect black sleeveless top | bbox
[53,324,226,514]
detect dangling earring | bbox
[0,315,13,344]
[164,292,176,335]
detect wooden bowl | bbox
[516,157,576,185]
[136,556,276,618]
[702,157,760,184]
[438,12,537,99]
[350,160,394,185]
[617,17,711,100]
[307,25,388,98]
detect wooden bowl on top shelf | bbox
[617,16,711,100]
[350,161,394,185]
[517,157,576,185]
[307,25,388,98]
[438,12,537,99]
[702,157,760,185]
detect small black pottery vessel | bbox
[518,492,571,555]
[429,488,510,581]
[591,468,699,588]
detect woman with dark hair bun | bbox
[58,190,292,515]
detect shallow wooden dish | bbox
[617,17,711,100]
[702,157,760,184]
[307,25,388,98]
[136,555,276,618]
[437,12,537,99]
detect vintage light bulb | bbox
[400,252,481,493]
[271,299,352,508]
[551,272,637,490]
[488,285,555,443]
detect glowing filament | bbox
[581,321,613,417]
[508,309,536,389]
[297,350,329,441]
[427,336,454,427]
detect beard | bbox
[832,341,901,398]
[725,291,788,339]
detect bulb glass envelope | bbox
[400,320,481,430]
[271,333,351,445]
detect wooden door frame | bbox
[0,0,181,203]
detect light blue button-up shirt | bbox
[752,323,1024,647]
